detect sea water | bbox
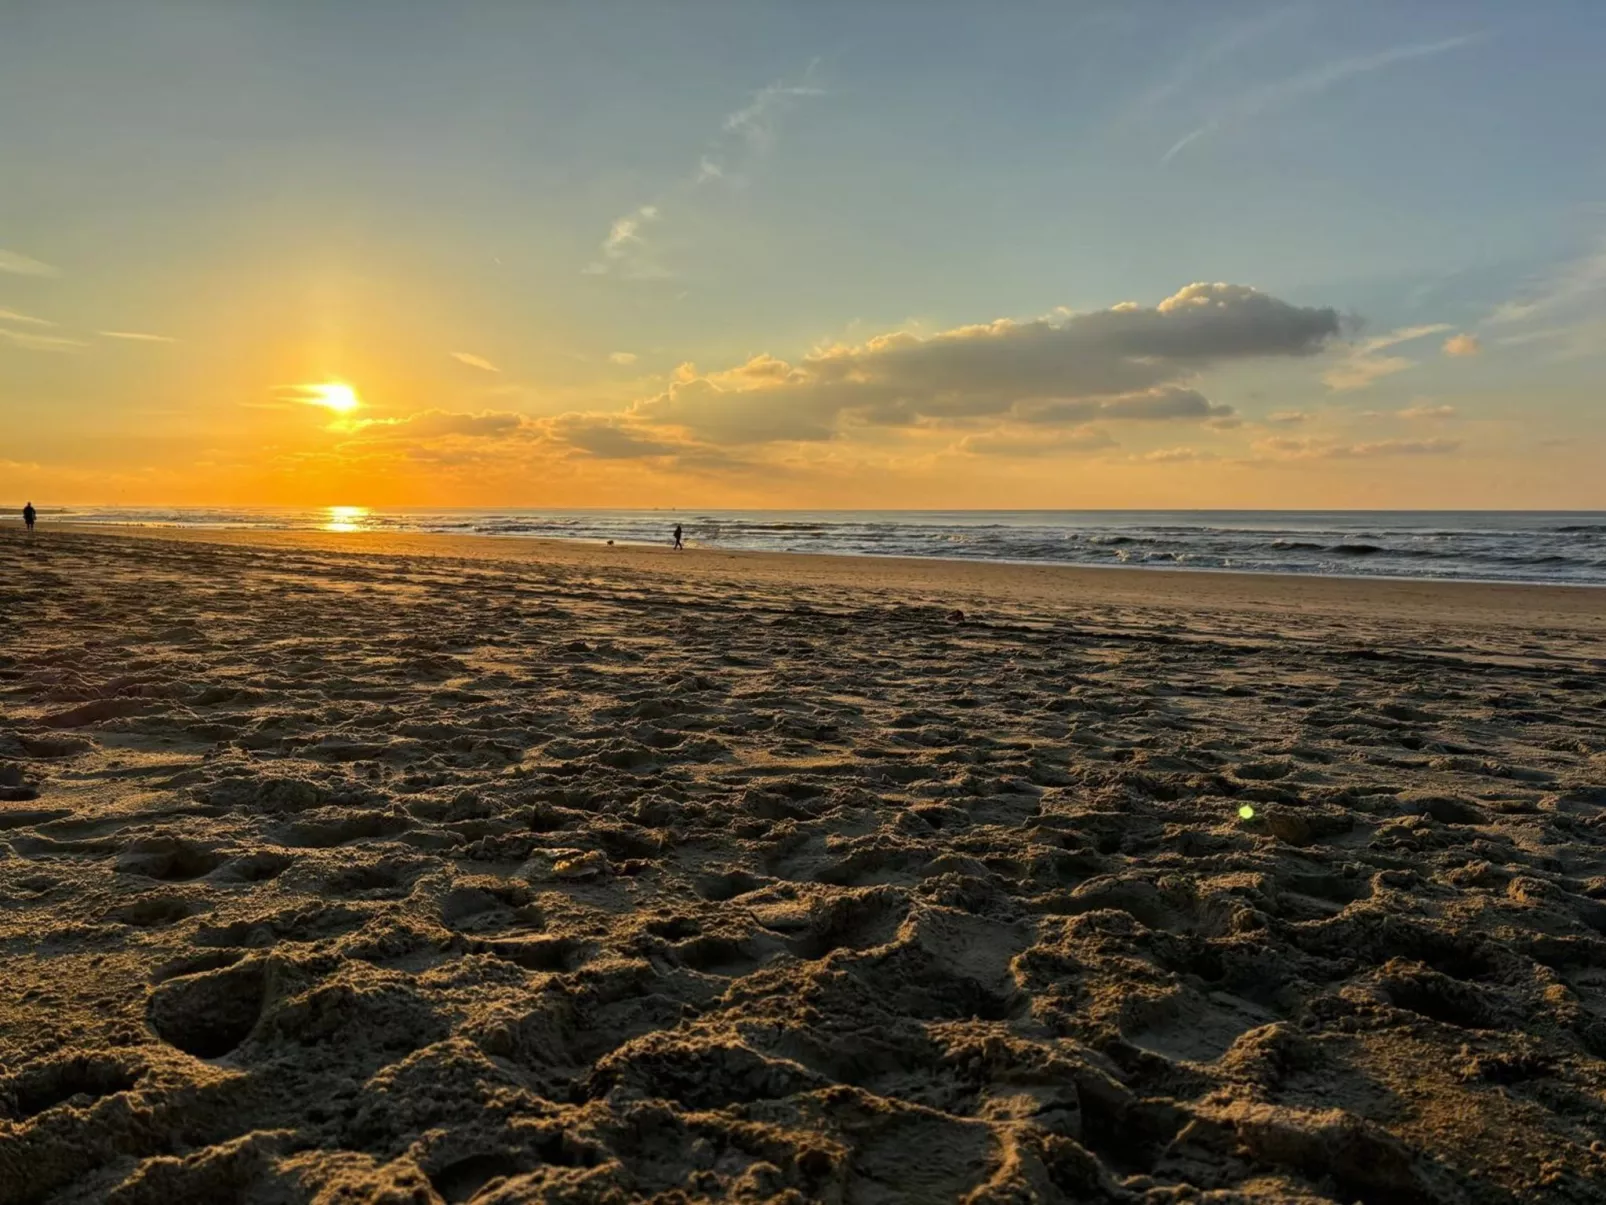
[18,507,1606,586]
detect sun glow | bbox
[323,505,369,533]
[307,382,360,414]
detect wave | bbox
[27,507,1605,586]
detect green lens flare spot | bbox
[1238,804,1255,821]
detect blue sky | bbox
[2,1,1602,507]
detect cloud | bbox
[0,308,52,326]
[1360,323,1454,354]
[1163,33,1483,164]
[956,428,1118,458]
[539,413,689,460]
[100,330,177,343]
[347,409,529,441]
[1398,403,1457,420]
[609,351,638,365]
[0,248,59,277]
[1322,323,1452,391]
[0,327,87,352]
[1265,409,1309,425]
[1138,446,1219,463]
[586,64,823,277]
[1255,435,1460,460]
[721,70,825,153]
[1487,233,1606,327]
[1122,4,1307,128]
[584,205,662,276]
[1442,333,1480,357]
[628,283,1339,444]
[1323,354,1412,392]
[451,351,500,373]
[1016,386,1232,426]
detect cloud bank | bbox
[625,283,1340,446]
[306,284,1359,486]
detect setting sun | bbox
[307,383,360,414]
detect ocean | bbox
[16,507,1606,587]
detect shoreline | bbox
[19,520,1606,593]
[26,522,1606,634]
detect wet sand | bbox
[2,526,1605,1203]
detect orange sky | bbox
[4,6,1603,511]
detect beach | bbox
[2,525,1605,1202]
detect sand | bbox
[2,525,1605,1204]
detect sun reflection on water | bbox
[323,505,369,533]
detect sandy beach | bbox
[3,525,1605,1203]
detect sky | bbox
[2,0,1603,510]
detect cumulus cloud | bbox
[0,248,58,277]
[1442,333,1481,356]
[630,283,1339,445]
[539,413,688,460]
[609,351,638,365]
[451,351,500,373]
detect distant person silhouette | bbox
[22,502,36,533]
[672,523,684,551]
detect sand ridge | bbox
[2,529,1605,1203]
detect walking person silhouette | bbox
[672,523,683,551]
[22,501,36,534]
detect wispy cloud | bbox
[585,63,824,278]
[0,248,59,277]
[1485,232,1606,346]
[0,307,52,326]
[1163,33,1484,164]
[1137,446,1219,463]
[100,330,177,343]
[1360,323,1454,354]
[583,205,665,278]
[1255,435,1460,460]
[1399,402,1457,420]
[0,327,87,352]
[451,352,501,373]
[1122,4,1308,127]
[1441,332,1481,357]
[1323,323,1453,391]
[609,351,638,365]
[720,71,825,153]
[957,428,1118,458]
[1323,355,1412,392]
